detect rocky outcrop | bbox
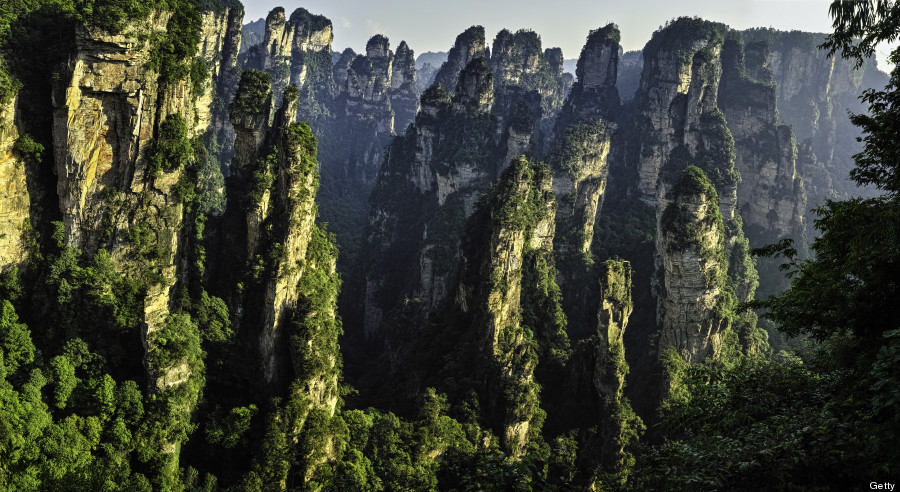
[391,41,419,131]
[487,29,567,171]
[657,167,730,364]
[222,75,342,486]
[551,25,620,258]
[433,26,488,92]
[625,20,761,364]
[332,48,355,92]
[50,8,242,479]
[453,157,557,456]
[241,8,293,100]
[0,94,30,271]
[345,35,395,134]
[565,260,640,481]
[288,8,334,90]
[453,57,494,113]
[226,78,321,388]
[208,8,244,163]
[241,7,334,108]
[362,66,499,343]
[633,19,725,204]
[719,37,805,247]
[490,30,546,91]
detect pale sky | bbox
[242,1,895,69]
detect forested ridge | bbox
[0,0,897,490]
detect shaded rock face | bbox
[490,29,544,90]
[433,25,488,92]
[454,57,494,113]
[222,76,341,414]
[362,80,496,342]
[719,38,805,248]
[618,50,643,101]
[391,41,419,131]
[242,8,293,99]
[346,35,396,134]
[577,30,618,91]
[487,29,567,158]
[332,48,356,91]
[564,260,636,474]
[740,29,887,236]
[240,17,265,55]
[289,8,334,90]
[0,95,31,270]
[208,8,244,163]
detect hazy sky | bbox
[242,1,894,68]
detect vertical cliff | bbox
[241,8,293,102]
[219,75,343,486]
[719,36,805,248]
[0,94,31,270]
[361,58,497,348]
[48,6,243,485]
[551,25,619,259]
[432,26,489,92]
[740,29,887,234]
[449,156,562,456]
[488,28,567,172]
[545,26,619,341]
[625,19,761,364]
[391,41,419,131]
[563,260,642,484]
[632,19,725,204]
[657,167,733,363]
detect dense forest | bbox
[0,0,897,490]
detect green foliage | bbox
[145,3,202,87]
[520,250,570,366]
[0,56,20,108]
[74,0,152,33]
[552,120,607,179]
[823,0,900,68]
[248,150,276,204]
[189,58,209,99]
[12,134,44,165]
[205,404,257,448]
[638,342,899,489]
[661,166,723,257]
[490,157,552,231]
[151,312,202,369]
[194,291,231,343]
[148,112,192,178]
[292,225,342,380]
[644,17,725,62]
[285,121,318,176]
[0,300,34,376]
[230,69,272,121]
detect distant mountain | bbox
[415,50,448,69]
[241,17,265,54]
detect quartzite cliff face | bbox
[0,95,30,271]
